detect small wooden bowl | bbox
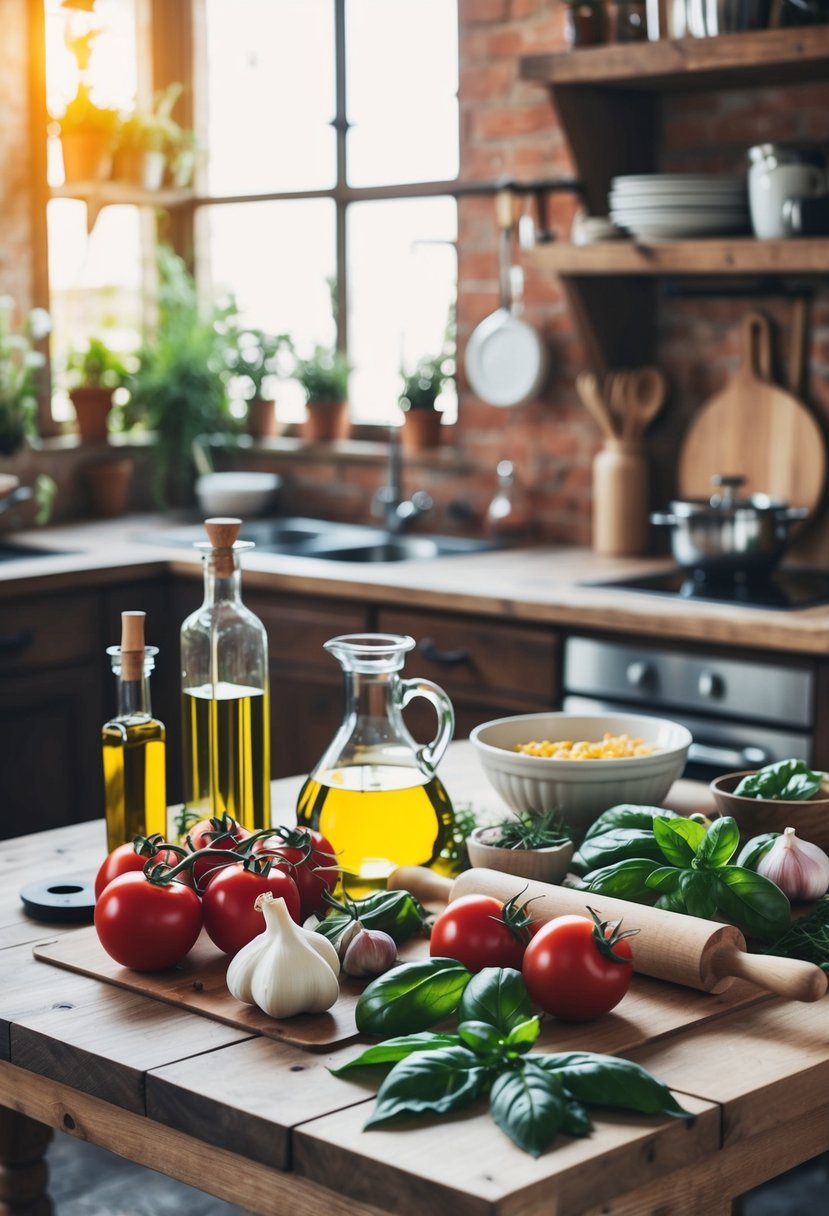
[709,770,829,852]
[466,826,574,884]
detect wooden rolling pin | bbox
[388,866,828,1004]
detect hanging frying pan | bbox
[464,191,549,408]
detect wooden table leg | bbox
[0,1109,53,1216]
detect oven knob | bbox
[698,671,724,699]
[626,661,655,690]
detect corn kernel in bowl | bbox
[515,732,657,760]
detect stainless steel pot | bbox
[651,475,808,576]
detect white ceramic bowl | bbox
[469,712,692,842]
[195,472,282,518]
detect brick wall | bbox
[0,0,36,312]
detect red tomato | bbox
[94,840,184,900]
[429,894,530,973]
[522,911,635,1022]
[187,815,249,892]
[202,863,301,955]
[94,872,203,971]
[253,827,339,920]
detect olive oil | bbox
[102,719,167,852]
[182,682,270,832]
[296,764,455,892]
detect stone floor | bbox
[46,1133,828,1214]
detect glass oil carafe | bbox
[296,633,456,893]
[102,611,167,852]
[180,518,271,833]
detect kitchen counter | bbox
[2,513,829,655]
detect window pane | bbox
[201,200,337,421]
[203,0,336,195]
[347,197,457,425]
[346,0,458,187]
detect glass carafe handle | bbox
[398,677,455,774]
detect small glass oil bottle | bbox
[102,611,167,852]
[180,518,271,833]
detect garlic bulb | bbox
[756,827,829,903]
[227,893,340,1018]
[341,927,398,977]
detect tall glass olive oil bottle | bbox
[180,518,271,833]
[102,611,167,852]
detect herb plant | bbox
[338,965,691,1157]
[487,808,572,851]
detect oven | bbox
[562,636,814,782]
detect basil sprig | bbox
[733,759,823,802]
[580,815,790,941]
[571,805,681,876]
[317,889,429,946]
[336,966,691,1158]
[355,957,472,1036]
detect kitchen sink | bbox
[0,543,67,563]
[136,517,500,562]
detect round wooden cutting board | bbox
[677,311,826,514]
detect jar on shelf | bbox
[614,0,648,40]
[564,1,608,47]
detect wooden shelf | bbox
[520,26,829,92]
[531,237,829,276]
[50,181,195,231]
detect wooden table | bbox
[2,745,828,1216]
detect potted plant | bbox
[293,344,350,442]
[466,808,574,883]
[67,335,127,443]
[0,297,51,457]
[124,246,239,505]
[226,326,290,439]
[398,354,450,453]
[112,83,191,192]
[55,83,120,183]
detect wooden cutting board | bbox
[677,311,826,514]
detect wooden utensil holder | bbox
[592,437,650,556]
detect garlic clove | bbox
[756,826,829,903]
[342,927,398,978]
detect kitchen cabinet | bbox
[519,26,829,373]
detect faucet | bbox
[372,427,433,535]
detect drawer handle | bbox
[0,629,34,656]
[420,637,471,667]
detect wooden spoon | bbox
[576,370,616,440]
[622,367,667,440]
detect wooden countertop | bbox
[3,513,829,655]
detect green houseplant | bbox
[398,354,451,453]
[124,246,238,504]
[226,326,290,439]
[293,344,350,442]
[55,83,120,183]
[0,297,51,456]
[113,83,193,191]
[67,335,128,443]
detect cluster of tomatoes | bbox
[429,893,638,1022]
[93,815,338,973]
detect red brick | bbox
[459,0,510,23]
[474,102,559,141]
[459,60,516,102]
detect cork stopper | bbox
[204,517,241,576]
[120,611,145,681]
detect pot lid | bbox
[670,474,790,517]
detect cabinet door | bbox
[377,608,559,741]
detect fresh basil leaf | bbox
[331,1032,461,1073]
[457,967,532,1035]
[318,889,428,945]
[365,1046,488,1126]
[644,865,681,893]
[779,771,822,801]
[582,806,677,842]
[356,958,471,1037]
[572,828,664,876]
[561,1089,593,1137]
[678,869,718,920]
[458,1021,504,1055]
[734,759,821,802]
[654,816,707,865]
[583,857,662,902]
[695,817,740,869]
[489,1061,566,1157]
[736,833,779,871]
[655,890,687,914]
[532,1052,692,1119]
[505,1016,542,1053]
[714,867,791,941]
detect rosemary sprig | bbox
[763,895,829,971]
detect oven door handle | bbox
[688,742,771,771]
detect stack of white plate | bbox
[609,174,750,240]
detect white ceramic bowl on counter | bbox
[469,711,692,842]
[195,472,282,518]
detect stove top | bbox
[588,567,829,610]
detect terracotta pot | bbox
[303,399,348,442]
[70,386,114,443]
[111,147,166,191]
[248,397,278,439]
[81,457,133,518]
[60,130,113,183]
[401,408,443,454]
